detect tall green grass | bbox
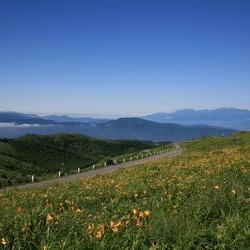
[0,132,249,249]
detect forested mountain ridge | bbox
[0,133,154,187]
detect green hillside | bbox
[0,132,249,249]
[0,133,155,188]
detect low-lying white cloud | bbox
[0,122,42,128]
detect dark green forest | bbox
[0,133,155,188]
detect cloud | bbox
[0,122,42,128]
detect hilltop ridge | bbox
[0,133,154,187]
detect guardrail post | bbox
[104,162,106,167]
[77,168,80,174]
[31,175,34,183]
[58,171,61,178]
[93,164,95,170]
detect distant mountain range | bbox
[0,112,107,125]
[0,112,57,125]
[79,118,235,141]
[0,111,236,141]
[142,108,250,130]
[42,115,109,124]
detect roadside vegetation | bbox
[0,134,171,188]
[0,132,249,249]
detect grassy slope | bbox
[0,132,249,249]
[0,134,155,187]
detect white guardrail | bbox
[29,148,181,183]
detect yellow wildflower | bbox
[138,211,144,218]
[1,238,7,246]
[136,219,143,227]
[22,223,29,233]
[111,226,118,233]
[76,208,82,214]
[46,213,57,224]
[87,224,95,235]
[125,220,130,225]
[96,224,105,238]
[16,207,24,214]
[110,220,123,232]
[132,209,137,215]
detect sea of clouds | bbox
[0,122,42,128]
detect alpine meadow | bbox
[1,1,250,249]
[0,132,250,249]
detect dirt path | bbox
[0,148,182,193]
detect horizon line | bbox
[1,106,250,119]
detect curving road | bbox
[0,147,182,193]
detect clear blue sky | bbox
[0,0,250,116]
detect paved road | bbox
[0,148,182,193]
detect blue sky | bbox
[0,0,250,116]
